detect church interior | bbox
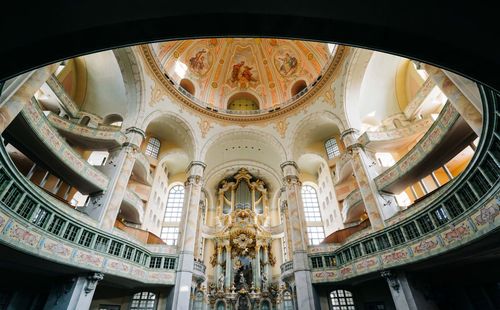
[0,9,498,310]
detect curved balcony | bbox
[342,189,364,224]
[3,99,109,193]
[133,152,153,185]
[0,149,177,285]
[358,117,433,151]
[122,189,145,224]
[280,261,294,281]
[193,260,207,282]
[307,85,499,284]
[45,74,79,117]
[47,112,126,150]
[375,102,477,194]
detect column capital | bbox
[125,126,146,139]
[84,272,104,296]
[187,161,206,175]
[280,161,298,171]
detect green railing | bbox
[0,140,178,284]
[301,84,499,283]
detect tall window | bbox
[325,138,340,159]
[301,185,325,245]
[145,137,161,159]
[302,185,322,222]
[307,226,325,245]
[161,185,184,245]
[330,290,355,310]
[130,292,157,310]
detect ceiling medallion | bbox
[140,44,348,123]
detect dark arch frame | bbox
[0,2,498,92]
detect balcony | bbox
[342,189,364,224]
[280,261,294,280]
[133,152,153,185]
[122,189,145,224]
[45,74,79,117]
[193,260,206,282]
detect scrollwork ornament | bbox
[84,272,104,296]
[381,270,400,293]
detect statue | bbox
[239,271,246,286]
[261,271,268,291]
[218,273,225,290]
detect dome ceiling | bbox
[148,38,339,111]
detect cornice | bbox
[139,44,348,124]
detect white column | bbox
[341,128,398,230]
[43,273,103,310]
[423,64,482,136]
[0,63,59,133]
[171,161,206,310]
[83,127,145,230]
[382,270,438,310]
[280,161,316,310]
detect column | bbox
[280,161,316,310]
[255,244,261,290]
[0,63,59,133]
[262,244,269,291]
[83,127,145,229]
[381,270,437,310]
[423,64,482,136]
[341,128,397,230]
[170,161,206,310]
[43,273,103,310]
[225,243,232,291]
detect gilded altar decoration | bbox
[208,168,277,306]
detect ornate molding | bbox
[139,44,348,123]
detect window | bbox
[325,255,336,267]
[375,234,391,250]
[325,138,341,159]
[31,207,50,227]
[163,257,176,269]
[48,216,65,235]
[431,206,449,226]
[389,229,405,245]
[403,222,420,240]
[94,236,110,252]
[444,196,463,218]
[363,239,376,254]
[130,292,156,310]
[79,230,95,247]
[416,214,435,233]
[343,249,353,262]
[160,227,179,246]
[163,185,184,222]
[150,257,162,269]
[311,257,323,268]
[307,226,325,245]
[1,184,22,208]
[123,246,134,260]
[16,197,37,219]
[63,223,80,242]
[301,185,322,222]
[145,137,161,159]
[108,241,123,256]
[352,244,362,258]
[330,290,355,310]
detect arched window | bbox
[330,290,355,310]
[283,291,293,310]
[130,291,157,310]
[301,185,322,222]
[145,137,161,159]
[301,185,325,245]
[160,185,184,245]
[325,138,341,159]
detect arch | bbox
[290,110,344,161]
[141,110,197,162]
[80,116,90,126]
[130,291,157,310]
[330,289,355,309]
[113,47,145,129]
[200,129,287,171]
[227,92,260,111]
[180,78,195,95]
[291,79,307,96]
[102,113,123,126]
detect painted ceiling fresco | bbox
[150,38,337,110]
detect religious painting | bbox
[227,46,259,88]
[187,47,213,76]
[274,49,299,77]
